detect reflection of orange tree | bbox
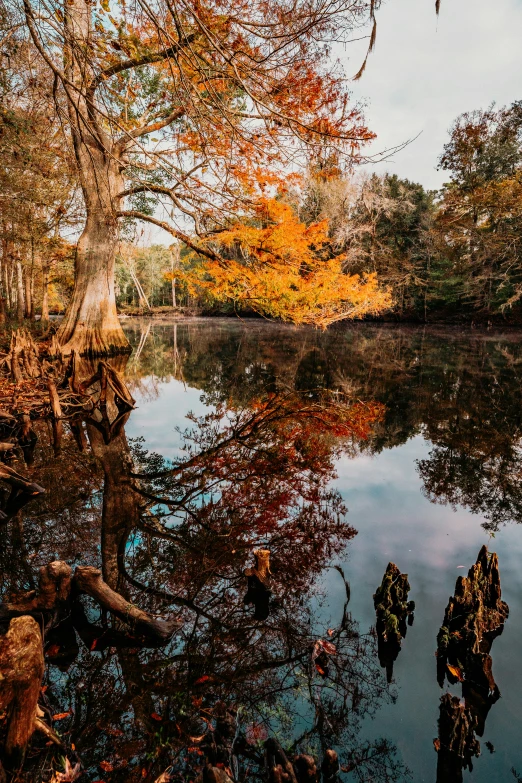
[53,391,407,783]
[0,386,414,782]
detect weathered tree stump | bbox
[434,547,509,781]
[244,549,272,620]
[373,562,414,682]
[436,545,508,694]
[0,616,44,768]
[435,693,480,783]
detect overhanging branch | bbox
[116,209,223,262]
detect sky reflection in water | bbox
[124,319,522,783]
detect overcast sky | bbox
[144,0,522,244]
[345,0,522,190]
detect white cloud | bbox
[343,0,522,189]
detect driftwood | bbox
[244,549,272,620]
[74,565,179,644]
[0,616,44,768]
[373,562,414,683]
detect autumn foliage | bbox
[175,197,391,326]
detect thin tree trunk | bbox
[16,260,25,322]
[28,238,35,319]
[8,260,15,313]
[24,266,32,320]
[41,262,50,325]
[3,242,11,312]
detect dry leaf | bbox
[433,738,441,752]
[50,759,81,783]
[154,770,173,783]
[194,675,210,684]
[52,711,72,721]
[446,664,464,682]
[99,761,114,773]
[150,712,163,722]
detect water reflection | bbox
[122,320,522,531]
[0,351,410,783]
[3,320,522,782]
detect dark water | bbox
[4,318,522,782]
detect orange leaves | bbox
[52,711,72,721]
[181,197,390,327]
[446,664,464,682]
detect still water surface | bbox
[7,318,522,782]
[121,319,522,783]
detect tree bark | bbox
[54,0,129,357]
[16,259,24,321]
[41,260,50,325]
[0,616,44,768]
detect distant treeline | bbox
[1,68,521,323]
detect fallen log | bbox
[74,566,179,645]
[0,616,44,768]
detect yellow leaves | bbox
[100,0,110,12]
[446,664,464,682]
[181,197,391,327]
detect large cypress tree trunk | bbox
[55,0,129,357]
[57,202,128,356]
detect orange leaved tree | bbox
[175,198,391,325]
[20,0,385,353]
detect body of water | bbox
[4,318,522,783]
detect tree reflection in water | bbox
[0,353,411,783]
[122,320,522,532]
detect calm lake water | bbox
[5,318,522,783]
